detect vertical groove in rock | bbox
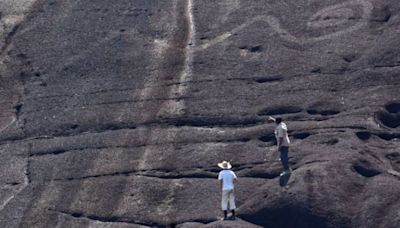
[157,0,195,119]
[176,0,195,100]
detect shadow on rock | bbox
[240,203,342,228]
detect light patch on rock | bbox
[0,143,29,213]
[195,0,373,51]
[0,116,15,133]
[219,0,240,23]
[159,0,196,118]
[0,0,37,49]
[388,170,400,177]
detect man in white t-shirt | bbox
[217,161,237,220]
[269,116,291,175]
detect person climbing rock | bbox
[268,116,291,175]
[218,161,237,220]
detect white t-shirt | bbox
[218,170,237,191]
[275,122,290,147]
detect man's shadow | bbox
[279,173,291,187]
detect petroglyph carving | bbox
[0,116,16,133]
[195,0,373,51]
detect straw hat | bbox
[218,161,232,169]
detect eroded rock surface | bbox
[0,0,399,227]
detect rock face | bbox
[0,0,400,227]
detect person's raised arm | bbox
[267,116,276,123]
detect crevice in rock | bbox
[306,109,340,116]
[46,162,274,183]
[258,134,275,143]
[371,6,391,23]
[140,172,217,180]
[49,209,165,227]
[240,203,342,228]
[249,45,263,53]
[342,54,358,63]
[237,137,252,142]
[355,130,399,142]
[56,124,81,135]
[29,147,78,157]
[377,133,400,141]
[233,161,265,170]
[50,122,138,138]
[29,136,258,158]
[385,102,400,114]
[293,132,311,140]
[26,143,33,183]
[31,86,142,100]
[304,160,330,165]
[234,162,281,179]
[257,106,303,116]
[2,121,367,148]
[26,160,32,184]
[52,170,138,182]
[239,45,264,53]
[321,138,339,145]
[376,111,400,128]
[310,67,352,75]
[385,152,400,173]
[355,131,371,141]
[26,116,264,140]
[31,146,135,158]
[77,96,193,108]
[172,218,216,227]
[14,104,23,120]
[241,172,280,179]
[1,24,21,54]
[50,168,219,183]
[254,76,282,83]
[4,182,22,186]
[167,116,262,128]
[311,67,321,73]
[352,160,381,178]
[374,64,400,69]
[386,152,400,161]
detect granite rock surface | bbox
[0,0,400,227]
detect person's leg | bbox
[280,146,290,171]
[221,190,229,219]
[228,190,236,219]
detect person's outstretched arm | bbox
[267,116,276,122]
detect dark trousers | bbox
[279,146,290,170]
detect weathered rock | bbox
[0,0,400,227]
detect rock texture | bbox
[0,0,400,227]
